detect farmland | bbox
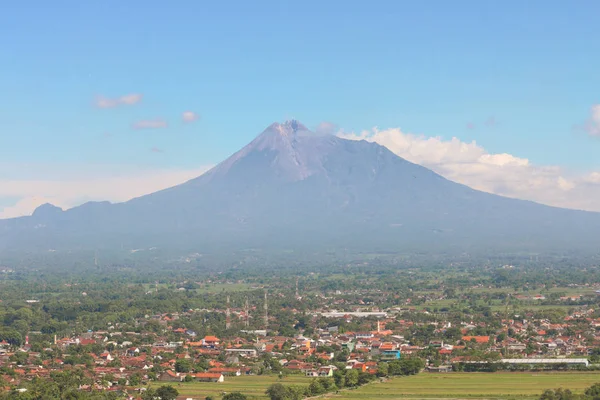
[330,372,600,400]
[150,375,310,399]
[150,372,600,400]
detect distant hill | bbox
[1,120,598,258]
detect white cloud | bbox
[585,104,600,137]
[182,111,199,122]
[95,94,143,108]
[132,119,168,129]
[0,165,213,219]
[339,127,600,212]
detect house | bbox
[355,332,374,339]
[192,373,224,383]
[462,336,490,344]
[380,350,401,360]
[202,336,220,348]
[351,363,367,372]
[427,365,453,373]
[341,342,355,352]
[224,348,257,358]
[318,366,336,377]
[159,370,184,382]
[99,352,114,362]
[208,367,241,376]
[126,347,140,356]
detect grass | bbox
[149,372,600,400]
[329,372,600,400]
[150,374,311,399]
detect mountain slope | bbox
[1,120,598,256]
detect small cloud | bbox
[102,132,112,138]
[150,147,164,153]
[315,121,339,135]
[95,94,143,108]
[132,119,168,130]
[466,122,475,130]
[584,104,600,137]
[182,111,199,123]
[485,116,499,127]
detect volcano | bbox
[1,120,599,257]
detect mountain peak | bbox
[248,120,312,152]
[201,120,336,182]
[263,120,309,137]
[282,119,307,132]
[32,203,63,218]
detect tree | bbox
[308,379,325,396]
[333,370,346,388]
[175,358,191,373]
[345,369,359,387]
[377,362,389,377]
[539,388,576,400]
[129,372,142,386]
[585,383,600,399]
[266,383,288,400]
[222,393,248,400]
[155,385,179,400]
[141,388,157,400]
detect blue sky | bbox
[1,1,599,216]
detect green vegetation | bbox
[149,373,600,400]
[331,373,600,400]
[151,376,310,399]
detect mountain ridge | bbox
[1,120,599,257]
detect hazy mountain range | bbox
[1,120,598,258]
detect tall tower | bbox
[245,297,250,328]
[264,291,268,329]
[94,250,98,267]
[226,295,231,330]
[295,278,299,298]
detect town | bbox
[2,263,600,399]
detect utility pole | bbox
[244,297,250,328]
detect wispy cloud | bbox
[584,104,600,137]
[466,122,475,130]
[182,111,199,123]
[150,147,164,153]
[339,127,600,212]
[315,121,338,135]
[132,119,168,129]
[0,165,213,219]
[95,94,143,108]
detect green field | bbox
[331,372,600,400]
[152,372,600,400]
[151,375,310,399]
